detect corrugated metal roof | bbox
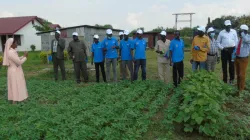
[37,25,123,35]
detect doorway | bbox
[1,35,6,52]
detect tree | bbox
[180,27,192,37]
[209,15,239,30]
[238,15,250,28]
[94,24,113,29]
[33,20,53,32]
[151,26,165,32]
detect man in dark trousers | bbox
[169,31,185,87]
[51,30,66,81]
[68,32,88,84]
[217,20,238,84]
[91,34,106,83]
[133,29,147,81]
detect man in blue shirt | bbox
[119,30,134,81]
[132,29,147,81]
[102,29,119,82]
[91,34,106,83]
[169,31,185,87]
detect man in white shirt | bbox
[217,20,238,84]
[155,31,171,83]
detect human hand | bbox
[190,59,193,64]
[194,46,200,50]
[24,51,28,58]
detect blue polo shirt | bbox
[91,42,104,63]
[169,38,184,63]
[102,37,119,59]
[120,39,133,60]
[133,38,147,59]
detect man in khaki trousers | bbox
[155,31,171,83]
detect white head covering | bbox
[160,31,167,36]
[93,34,99,39]
[137,29,143,34]
[72,32,79,36]
[197,26,206,33]
[56,30,61,34]
[106,29,112,34]
[124,30,130,35]
[240,24,249,31]
[119,31,124,36]
[207,27,215,33]
[224,20,232,26]
[3,38,14,66]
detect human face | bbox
[208,31,215,38]
[124,35,129,40]
[137,33,142,39]
[225,25,231,32]
[11,40,18,49]
[160,35,166,40]
[198,31,204,37]
[107,34,112,39]
[119,35,124,40]
[73,35,78,41]
[55,32,60,40]
[94,38,99,43]
[175,31,180,39]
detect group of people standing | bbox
[190,20,250,93]
[51,29,147,84]
[2,19,249,104]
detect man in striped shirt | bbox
[206,27,220,72]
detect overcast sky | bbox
[0,0,249,31]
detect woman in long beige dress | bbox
[2,38,29,104]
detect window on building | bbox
[14,35,22,46]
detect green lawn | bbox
[0,51,250,139]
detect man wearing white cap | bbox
[132,29,147,80]
[118,31,129,79]
[119,30,134,81]
[169,30,185,87]
[206,27,220,72]
[154,30,171,83]
[217,20,238,84]
[234,24,250,93]
[68,32,88,84]
[102,29,119,82]
[51,30,66,81]
[190,26,210,71]
[91,34,106,83]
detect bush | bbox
[39,51,69,64]
[30,45,36,51]
[0,56,3,65]
[39,51,50,64]
[164,71,235,137]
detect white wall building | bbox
[0,16,46,52]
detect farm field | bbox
[0,50,250,139]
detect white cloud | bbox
[0,11,14,17]
[126,12,143,28]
